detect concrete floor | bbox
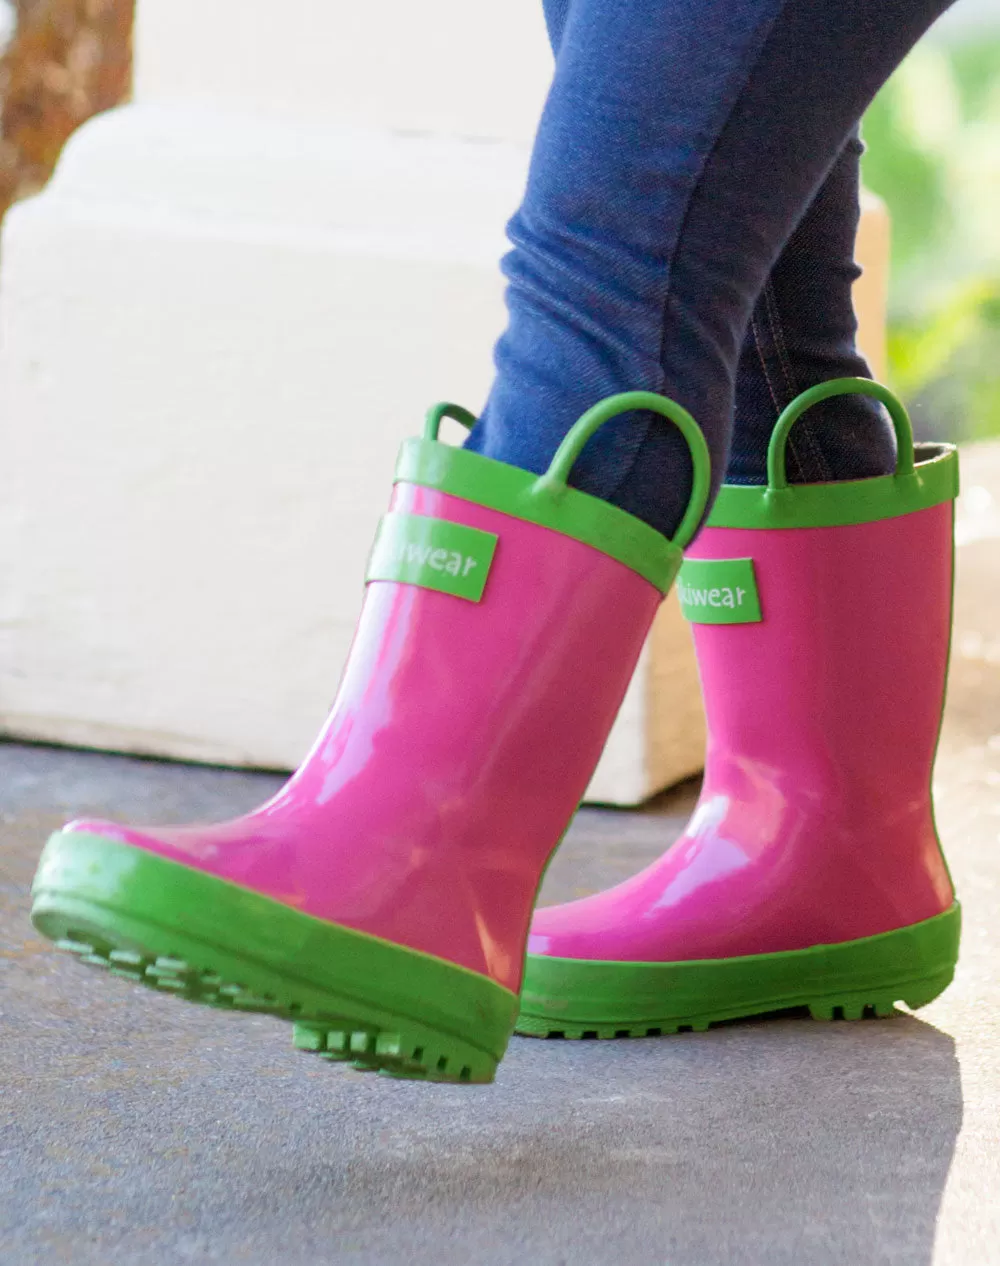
[2,443,999,1265]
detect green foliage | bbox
[862,36,1000,440]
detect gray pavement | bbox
[2,444,1000,1266]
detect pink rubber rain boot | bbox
[31,392,709,1083]
[519,379,961,1039]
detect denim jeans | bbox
[465,0,956,538]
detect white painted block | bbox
[0,104,706,803]
[0,0,888,805]
[134,0,553,145]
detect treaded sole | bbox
[31,831,515,1085]
[516,906,961,1040]
[41,919,498,1085]
[515,969,954,1039]
[291,1021,494,1082]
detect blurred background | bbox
[863,2,1000,442]
[0,0,996,439]
[0,0,995,798]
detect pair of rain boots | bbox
[30,379,961,1085]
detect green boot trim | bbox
[516,904,960,1039]
[32,831,518,1084]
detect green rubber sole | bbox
[516,904,961,1039]
[31,831,518,1084]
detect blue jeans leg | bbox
[729,132,895,485]
[466,0,955,538]
[539,0,894,488]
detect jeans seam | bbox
[763,280,797,398]
[751,310,783,414]
[748,305,802,479]
[753,282,806,481]
[763,278,833,483]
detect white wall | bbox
[134,0,553,143]
[0,0,888,802]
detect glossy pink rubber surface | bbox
[68,482,661,993]
[528,502,956,963]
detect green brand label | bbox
[366,512,498,602]
[677,557,762,624]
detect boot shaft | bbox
[687,500,954,813]
[57,392,711,993]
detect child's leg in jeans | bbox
[729,131,893,484]
[466,0,954,537]
[537,0,894,488]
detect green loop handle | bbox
[424,402,478,440]
[538,391,711,550]
[768,377,915,492]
